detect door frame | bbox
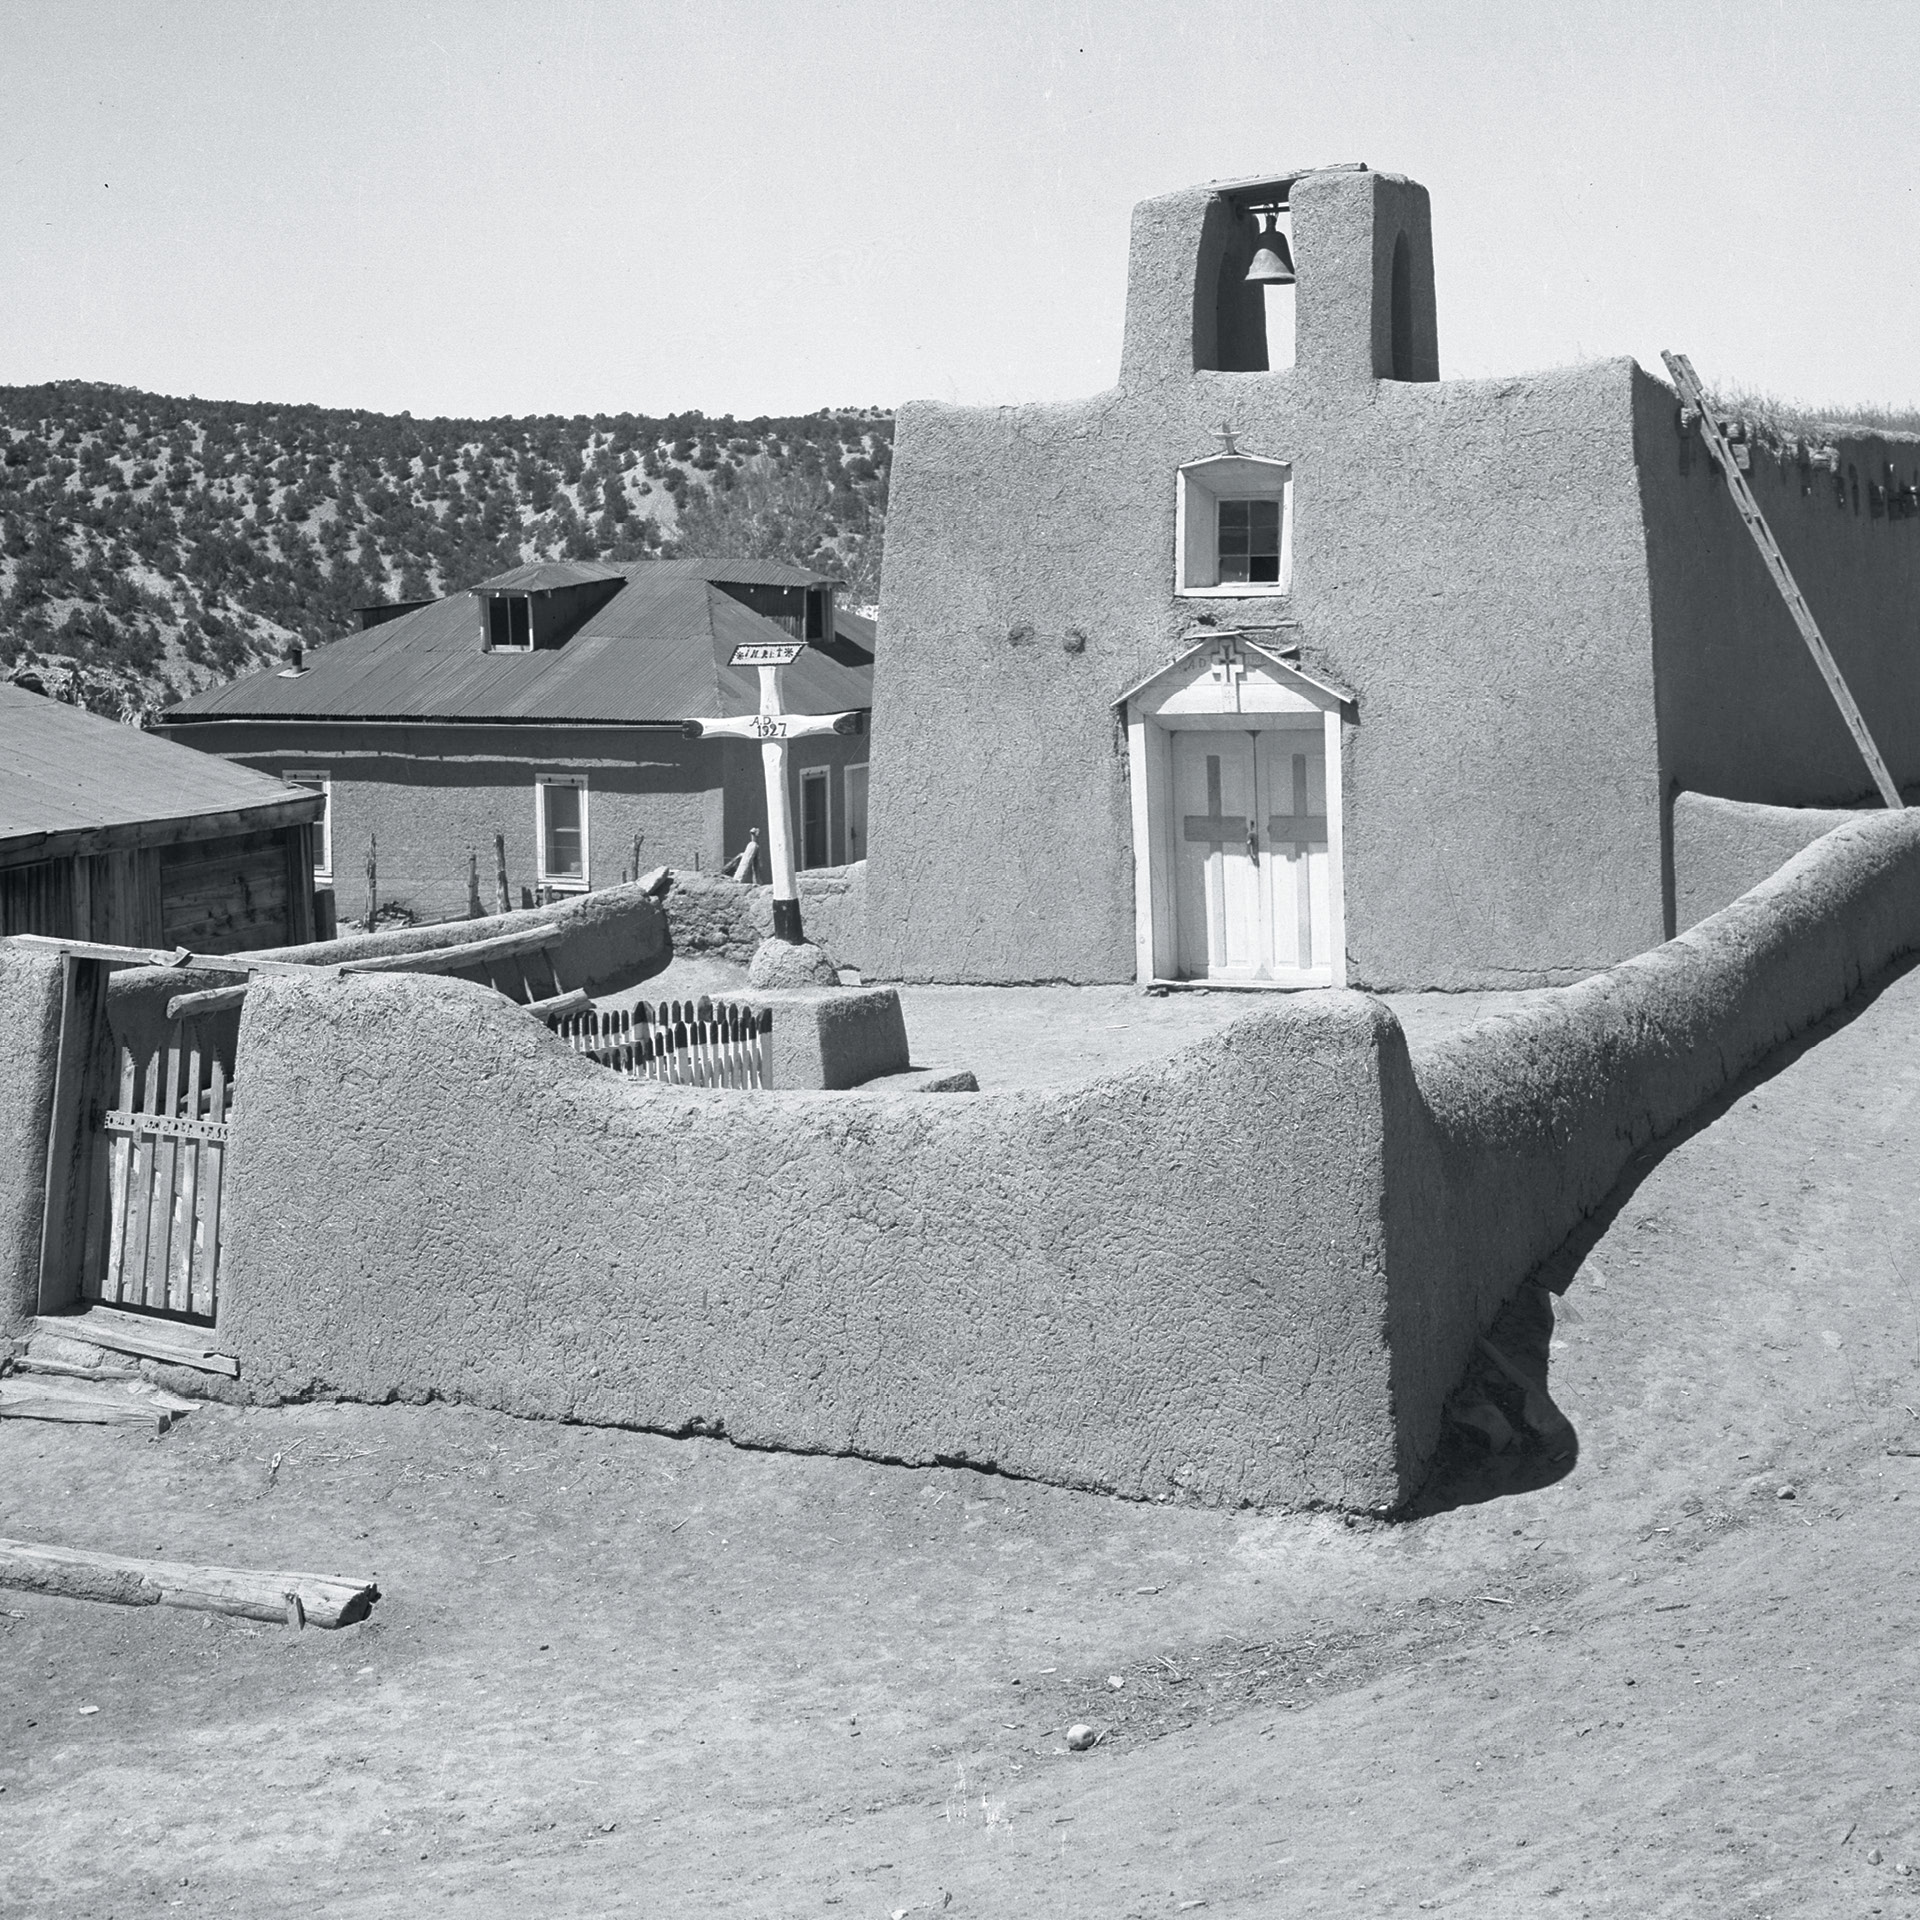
[1118,636,1352,989]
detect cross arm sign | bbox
[681,710,866,742]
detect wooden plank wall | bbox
[4,850,166,945]
[6,827,314,951]
[0,859,73,939]
[158,829,292,953]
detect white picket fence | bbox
[547,997,771,1089]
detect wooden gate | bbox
[80,1031,231,1322]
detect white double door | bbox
[1173,724,1331,983]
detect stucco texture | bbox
[217,975,1407,1511]
[1382,807,1920,1476]
[866,168,1665,990]
[1671,789,1867,931]
[0,944,66,1335]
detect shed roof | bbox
[161,560,873,728]
[0,684,321,851]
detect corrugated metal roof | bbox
[160,561,873,726]
[472,559,624,593]
[0,684,318,840]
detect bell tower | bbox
[1118,164,1439,389]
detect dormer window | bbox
[487,596,533,651]
[1176,450,1293,596]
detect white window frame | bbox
[286,769,331,879]
[535,774,590,891]
[1175,453,1294,597]
[797,766,831,870]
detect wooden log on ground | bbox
[528,987,592,1020]
[0,1537,379,1628]
[0,1381,174,1432]
[338,921,563,977]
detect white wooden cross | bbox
[682,641,864,943]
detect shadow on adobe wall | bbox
[1410,941,1920,1519]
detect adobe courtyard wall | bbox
[216,973,1409,1512]
[0,944,68,1336]
[1636,374,1920,817]
[9,802,1920,1498]
[1382,808,1920,1477]
[1671,790,1866,930]
[867,169,1669,991]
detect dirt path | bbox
[7,967,1920,1916]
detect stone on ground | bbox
[748,938,840,989]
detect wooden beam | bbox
[338,922,563,977]
[0,1381,177,1432]
[525,987,591,1018]
[7,935,332,979]
[0,795,327,873]
[35,1307,240,1378]
[167,984,249,1021]
[1663,350,1904,811]
[0,1537,379,1628]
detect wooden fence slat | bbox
[193,1062,227,1319]
[171,1038,203,1314]
[146,1041,184,1309]
[101,1047,135,1304]
[126,1051,161,1304]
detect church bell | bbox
[1244,208,1295,287]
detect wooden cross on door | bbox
[1267,749,1327,969]
[1183,749,1255,970]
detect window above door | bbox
[1176,452,1293,597]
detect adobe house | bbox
[0,683,325,950]
[866,164,1920,989]
[158,558,874,924]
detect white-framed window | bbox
[286,769,331,878]
[535,775,589,890]
[1176,453,1294,596]
[486,595,533,650]
[798,767,830,869]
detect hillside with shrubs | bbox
[0,381,891,719]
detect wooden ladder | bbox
[1663,350,1903,811]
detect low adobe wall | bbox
[1384,808,1920,1475]
[0,945,67,1336]
[664,867,868,972]
[219,974,1404,1510]
[1672,788,1866,930]
[252,879,671,998]
[14,809,1920,1502]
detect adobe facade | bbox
[865,165,1920,989]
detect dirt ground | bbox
[7,965,1920,1917]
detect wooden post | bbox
[630,831,644,888]
[757,663,803,941]
[364,833,378,930]
[36,956,108,1316]
[494,830,511,916]
[466,850,483,919]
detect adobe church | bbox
[865,165,1920,989]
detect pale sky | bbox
[4,0,1914,420]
